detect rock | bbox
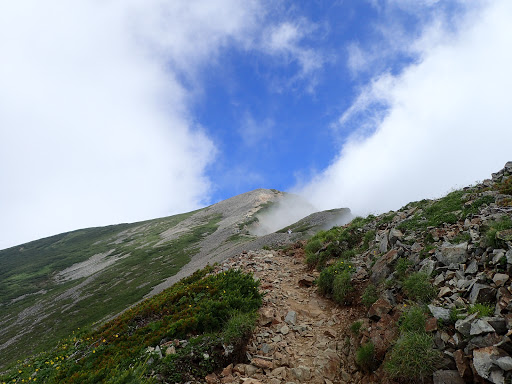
[378,231,389,253]
[270,366,287,379]
[455,313,479,337]
[251,357,273,370]
[425,317,438,332]
[436,242,468,266]
[485,317,508,335]
[419,259,436,276]
[432,370,465,384]
[221,375,236,384]
[244,364,260,376]
[470,319,495,335]
[290,366,312,382]
[469,283,497,305]
[493,273,509,287]
[437,286,452,298]
[428,305,451,321]
[370,249,398,283]
[466,259,479,274]
[388,228,403,245]
[473,346,509,382]
[507,250,512,264]
[313,349,340,380]
[261,343,271,354]
[222,364,233,377]
[285,310,297,326]
[280,325,290,335]
[454,349,472,381]
[496,356,512,371]
[496,229,512,242]
[205,373,219,384]
[368,297,392,321]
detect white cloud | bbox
[239,113,275,147]
[298,0,512,215]
[0,0,265,249]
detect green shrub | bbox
[332,270,353,304]
[399,305,426,333]
[485,216,512,248]
[403,272,436,303]
[468,303,494,318]
[222,311,257,344]
[317,260,353,295]
[350,320,363,335]
[385,332,441,381]
[361,285,378,308]
[395,258,412,280]
[356,342,377,372]
[498,177,512,195]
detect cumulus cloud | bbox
[298,0,512,215]
[0,0,265,250]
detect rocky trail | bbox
[206,246,365,384]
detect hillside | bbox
[2,162,511,383]
[0,189,350,369]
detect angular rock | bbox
[313,349,340,380]
[388,228,403,245]
[485,317,508,335]
[493,273,509,287]
[378,231,389,253]
[470,319,495,335]
[432,370,465,384]
[251,358,273,370]
[368,297,392,321]
[284,310,297,326]
[205,373,219,384]
[280,325,290,335]
[370,250,398,284]
[466,259,479,274]
[419,259,436,276]
[473,347,501,382]
[436,242,468,266]
[290,366,312,382]
[496,356,512,371]
[428,305,451,321]
[455,313,479,337]
[298,275,315,287]
[454,349,472,381]
[469,283,497,305]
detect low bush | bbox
[485,216,512,248]
[350,320,363,335]
[399,305,426,333]
[403,272,436,303]
[317,260,353,299]
[356,342,377,372]
[385,332,441,381]
[332,270,353,304]
[361,284,378,308]
[395,258,412,280]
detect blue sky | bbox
[1,0,512,250]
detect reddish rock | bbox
[425,317,438,332]
[251,357,273,370]
[205,373,219,384]
[221,363,233,377]
[454,349,473,382]
[368,297,392,321]
[298,275,315,287]
[369,314,398,360]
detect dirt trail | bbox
[209,246,365,384]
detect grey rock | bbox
[280,325,290,335]
[466,259,479,274]
[470,319,495,335]
[379,231,389,253]
[473,347,498,381]
[484,317,507,335]
[436,242,468,266]
[432,370,465,384]
[428,305,451,321]
[455,313,479,337]
[388,228,403,245]
[496,356,512,371]
[285,310,297,326]
[469,283,497,305]
[507,250,512,264]
[419,259,436,276]
[493,273,509,287]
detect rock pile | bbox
[342,162,512,383]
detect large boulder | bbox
[370,249,398,284]
[436,242,469,266]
